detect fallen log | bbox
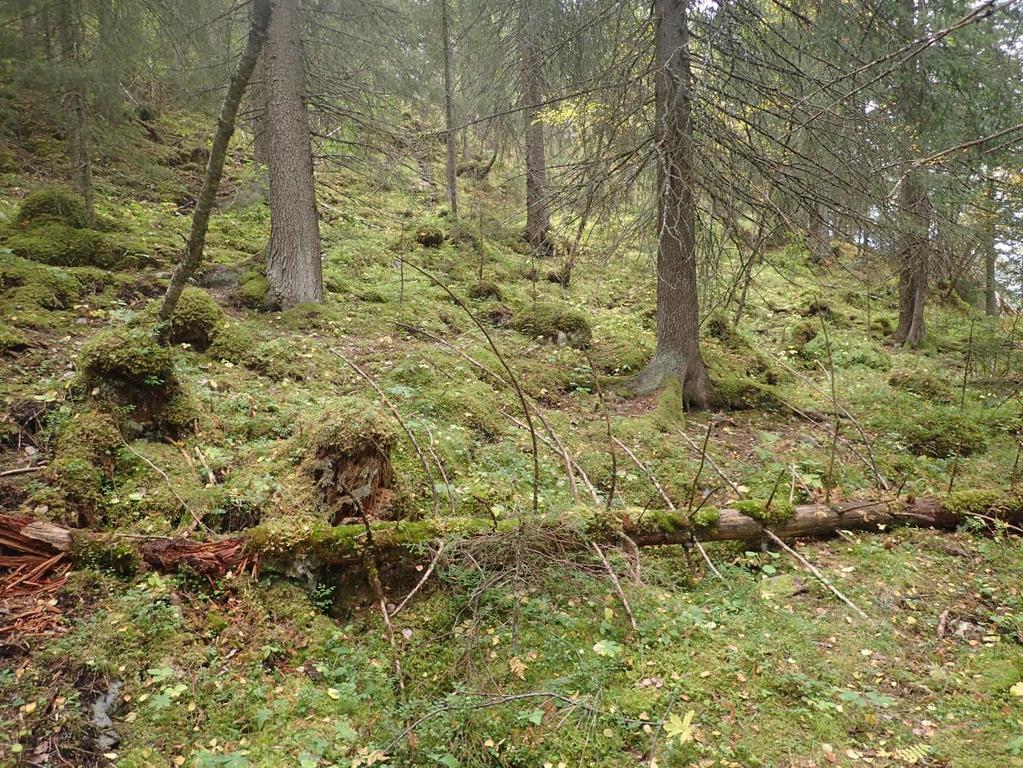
[3,490,1021,579]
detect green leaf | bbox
[664,710,695,744]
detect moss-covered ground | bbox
[1,104,1021,767]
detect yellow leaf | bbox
[665,709,695,744]
[509,656,527,680]
[23,701,37,714]
[327,688,341,699]
[1010,681,1023,697]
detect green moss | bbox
[510,303,592,348]
[787,318,819,350]
[237,271,271,310]
[69,534,142,576]
[888,368,954,403]
[691,506,720,529]
[468,280,502,300]
[944,489,1023,521]
[48,409,121,525]
[5,221,122,268]
[79,326,176,392]
[900,408,987,459]
[16,185,89,228]
[800,334,891,370]
[653,375,685,431]
[711,376,781,411]
[162,287,224,349]
[733,498,796,525]
[0,322,29,353]
[206,322,256,364]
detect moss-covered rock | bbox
[0,323,30,353]
[510,303,592,348]
[900,408,986,459]
[236,269,272,310]
[468,280,502,301]
[711,376,781,411]
[163,287,224,349]
[16,185,89,228]
[5,221,121,268]
[888,368,954,403]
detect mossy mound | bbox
[900,408,987,459]
[237,270,272,310]
[78,325,196,435]
[888,368,954,403]
[468,280,502,301]
[712,376,781,411]
[16,185,89,228]
[702,331,782,411]
[0,323,30,353]
[5,221,122,268]
[162,287,224,349]
[206,323,301,380]
[107,441,209,529]
[415,224,445,248]
[45,409,121,526]
[510,303,592,348]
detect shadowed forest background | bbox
[2,0,1023,766]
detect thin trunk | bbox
[58,0,95,228]
[634,0,713,410]
[519,0,550,253]
[265,0,323,308]
[892,170,929,348]
[160,0,271,322]
[985,181,998,316]
[441,0,458,219]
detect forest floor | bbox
[1,104,1022,768]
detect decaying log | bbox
[4,492,1021,581]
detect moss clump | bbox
[510,303,592,348]
[16,185,89,228]
[733,498,796,525]
[5,221,121,268]
[108,441,209,528]
[79,326,176,393]
[653,375,685,431]
[236,270,272,310]
[48,409,121,525]
[468,280,502,301]
[0,323,30,353]
[888,368,953,403]
[711,376,781,411]
[77,326,196,435]
[206,322,256,364]
[415,224,445,248]
[787,318,819,350]
[704,314,743,347]
[69,534,142,576]
[900,408,986,459]
[691,506,720,529]
[945,489,1023,521]
[163,287,224,349]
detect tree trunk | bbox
[8,493,1020,580]
[57,0,95,228]
[159,0,271,322]
[892,170,929,348]
[252,53,270,168]
[519,0,551,254]
[265,0,323,308]
[633,0,713,409]
[985,181,998,317]
[441,0,458,219]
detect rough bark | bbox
[519,0,551,253]
[159,0,271,322]
[7,494,1020,580]
[57,0,95,228]
[252,53,270,168]
[441,0,458,219]
[265,0,323,308]
[892,170,929,348]
[633,0,713,409]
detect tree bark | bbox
[984,181,998,317]
[633,0,713,409]
[265,0,323,308]
[7,494,1020,580]
[441,0,458,219]
[159,0,271,322]
[57,0,95,228]
[518,0,551,254]
[892,170,929,348]
[252,53,270,169]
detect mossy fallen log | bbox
[5,490,1022,580]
